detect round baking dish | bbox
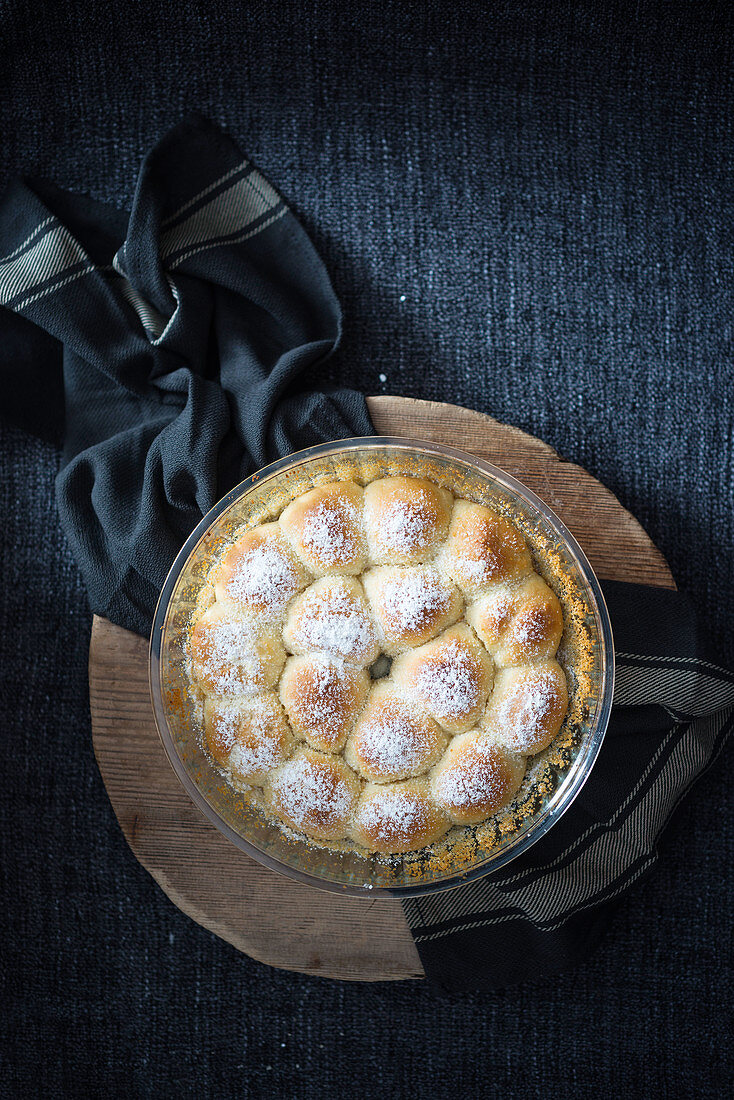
[149,438,614,897]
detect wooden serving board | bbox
[89,397,676,982]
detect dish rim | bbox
[149,435,615,898]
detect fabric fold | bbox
[404,580,733,992]
[0,114,372,635]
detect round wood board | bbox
[89,397,676,982]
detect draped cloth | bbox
[0,114,372,635]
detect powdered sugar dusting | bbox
[380,569,453,636]
[511,605,553,649]
[213,697,289,780]
[458,550,501,587]
[415,639,484,720]
[356,786,435,847]
[291,584,376,663]
[435,741,508,810]
[450,508,528,589]
[225,541,301,615]
[289,658,362,745]
[230,732,284,780]
[208,705,239,756]
[480,592,515,639]
[301,498,360,565]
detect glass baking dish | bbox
[149,437,614,897]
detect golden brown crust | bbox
[280,481,366,575]
[439,500,532,596]
[350,779,451,854]
[362,476,453,565]
[344,683,448,783]
[279,655,369,753]
[483,661,569,755]
[431,731,526,824]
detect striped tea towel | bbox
[0,115,371,635]
[405,580,733,992]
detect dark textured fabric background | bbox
[1,2,732,1097]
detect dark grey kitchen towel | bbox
[406,580,733,992]
[0,114,372,636]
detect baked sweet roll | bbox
[351,779,451,855]
[431,731,526,824]
[344,683,449,783]
[282,575,379,666]
[214,522,310,618]
[280,481,366,576]
[363,565,463,653]
[190,603,285,696]
[363,476,453,565]
[204,693,294,783]
[188,475,570,857]
[391,624,494,734]
[265,748,361,841]
[279,655,370,753]
[439,500,532,596]
[467,573,563,665]
[483,661,568,755]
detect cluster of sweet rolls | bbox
[189,476,568,856]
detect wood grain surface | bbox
[89,397,676,982]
